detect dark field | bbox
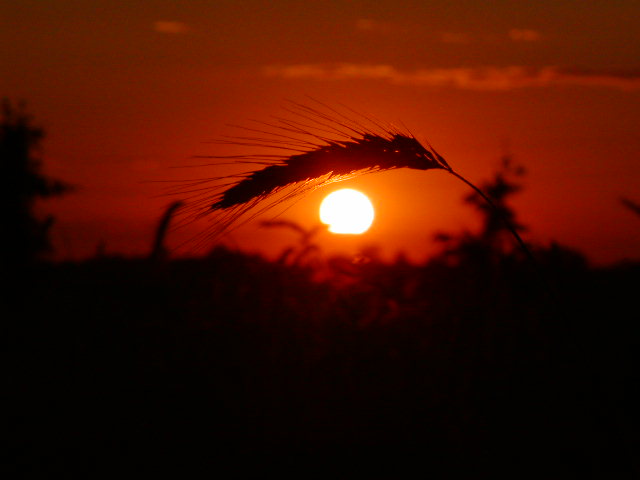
[7,245,639,476]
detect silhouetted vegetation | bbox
[435,154,527,263]
[10,241,638,476]
[7,113,638,475]
[0,99,70,270]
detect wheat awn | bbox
[164,99,531,260]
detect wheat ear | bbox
[165,99,532,260]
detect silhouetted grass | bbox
[165,101,497,253]
[7,245,639,475]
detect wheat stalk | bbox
[166,98,531,260]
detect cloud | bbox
[556,67,640,90]
[509,28,542,42]
[263,63,640,91]
[439,32,472,44]
[153,20,190,34]
[355,18,396,34]
[437,29,541,44]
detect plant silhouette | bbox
[436,153,527,261]
[0,100,71,270]
[167,100,536,271]
[8,101,638,477]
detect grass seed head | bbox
[167,100,452,250]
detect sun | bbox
[319,189,375,234]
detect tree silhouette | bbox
[1,99,70,269]
[435,154,527,262]
[465,154,527,249]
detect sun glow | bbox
[319,189,375,234]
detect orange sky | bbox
[2,0,639,264]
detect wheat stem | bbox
[448,169,535,264]
[448,169,569,330]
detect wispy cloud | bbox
[263,64,640,91]
[153,20,190,35]
[436,29,542,44]
[355,18,397,34]
[438,32,472,44]
[508,28,542,42]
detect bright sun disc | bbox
[320,189,375,234]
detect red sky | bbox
[2,0,639,264]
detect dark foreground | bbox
[7,247,639,476]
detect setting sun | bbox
[319,188,375,234]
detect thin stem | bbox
[448,167,566,325]
[448,169,536,265]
